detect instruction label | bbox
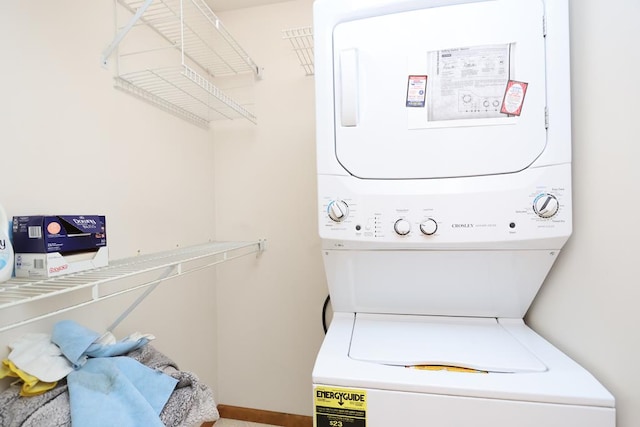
[500,80,528,116]
[315,386,367,427]
[428,43,512,121]
[406,75,428,107]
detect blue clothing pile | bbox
[51,320,178,427]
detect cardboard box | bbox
[14,247,109,278]
[12,215,106,253]
[12,215,108,278]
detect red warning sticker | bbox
[500,80,528,116]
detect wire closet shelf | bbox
[282,26,314,76]
[111,0,261,127]
[0,241,264,333]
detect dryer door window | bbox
[332,0,548,179]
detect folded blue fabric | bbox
[85,336,150,359]
[52,320,150,367]
[67,357,178,427]
[51,320,178,426]
[51,320,100,368]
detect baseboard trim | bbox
[210,404,313,427]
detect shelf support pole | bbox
[101,0,154,68]
[106,264,177,332]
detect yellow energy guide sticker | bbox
[315,386,367,427]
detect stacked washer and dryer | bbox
[312,0,616,426]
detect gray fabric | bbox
[0,345,219,427]
[0,383,69,427]
[22,390,71,427]
[128,345,220,427]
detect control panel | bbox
[318,167,572,247]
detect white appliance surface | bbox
[342,388,614,427]
[322,248,560,319]
[332,0,547,179]
[313,314,615,419]
[312,0,615,425]
[349,314,546,373]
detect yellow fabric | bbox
[0,359,58,396]
[407,364,488,374]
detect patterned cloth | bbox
[0,344,219,427]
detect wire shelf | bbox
[0,241,264,332]
[110,0,260,126]
[282,26,314,76]
[115,65,256,126]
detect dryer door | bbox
[332,0,548,179]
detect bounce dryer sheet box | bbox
[12,215,108,278]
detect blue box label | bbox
[12,215,107,254]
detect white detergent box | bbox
[12,215,108,278]
[14,247,109,278]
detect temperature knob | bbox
[420,218,438,235]
[533,193,559,218]
[327,200,349,222]
[394,219,411,236]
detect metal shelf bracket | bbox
[101,0,154,68]
[103,0,261,126]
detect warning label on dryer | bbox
[315,386,367,427]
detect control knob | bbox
[533,193,559,218]
[420,218,438,235]
[327,200,349,222]
[394,219,411,236]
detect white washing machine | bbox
[312,0,616,426]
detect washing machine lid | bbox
[332,0,548,179]
[349,314,546,373]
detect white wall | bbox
[0,0,220,396]
[1,1,639,426]
[528,1,640,427]
[211,0,325,416]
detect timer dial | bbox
[328,200,349,222]
[420,218,438,235]
[394,219,411,236]
[533,193,559,218]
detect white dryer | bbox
[312,0,615,426]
